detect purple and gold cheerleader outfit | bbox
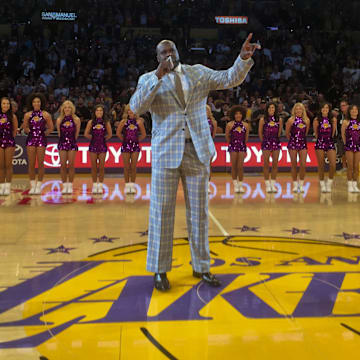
[315,117,335,151]
[58,115,78,151]
[228,121,247,152]
[26,110,47,147]
[344,118,360,152]
[208,118,214,136]
[121,117,140,153]
[287,117,307,150]
[0,113,15,148]
[261,116,281,151]
[89,118,107,153]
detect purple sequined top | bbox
[208,118,214,136]
[344,118,360,152]
[0,113,15,148]
[261,116,281,151]
[89,118,107,153]
[121,117,141,153]
[58,116,78,151]
[228,121,247,152]
[317,117,332,138]
[287,117,307,150]
[26,110,47,147]
[122,118,139,141]
[315,117,335,151]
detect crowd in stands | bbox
[0,0,359,136]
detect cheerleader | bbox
[225,105,249,193]
[84,105,112,194]
[258,102,282,192]
[23,93,54,194]
[286,103,310,193]
[116,104,146,194]
[56,100,81,194]
[337,100,349,172]
[0,97,18,196]
[341,104,360,193]
[207,104,217,193]
[111,102,123,129]
[313,103,337,192]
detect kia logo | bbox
[44,144,61,167]
[13,144,24,159]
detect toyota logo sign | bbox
[44,144,61,167]
[13,144,24,159]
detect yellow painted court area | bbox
[0,175,359,359]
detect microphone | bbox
[167,56,174,70]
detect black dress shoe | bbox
[154,273,170,291]
[193,271,221,287]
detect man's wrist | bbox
[240,55,252,62]
[155,69,166,80]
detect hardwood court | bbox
[0,174,359,359]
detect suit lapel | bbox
[182,66,196,107]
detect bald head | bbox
[156,40,176,54]
[156,39,180,68]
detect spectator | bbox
[54,83,69,99]
[22,57,35,77]
[0,0,359,138]
[251,99,267,134]
[46,94,59,117]
[39,69,54,88]
[76,97,91,133]
[241,99,252,122]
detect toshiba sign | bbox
[215,16,248,24]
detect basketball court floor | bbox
[0,173,359,359]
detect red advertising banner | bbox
[211,140,318,168]
[43,137,318,169]
[14,136,322,174]
[43,140,153,168]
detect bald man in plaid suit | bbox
[130,34,260,291]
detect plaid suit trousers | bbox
[147,142,210,273]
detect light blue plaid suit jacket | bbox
[130,56,254,168]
